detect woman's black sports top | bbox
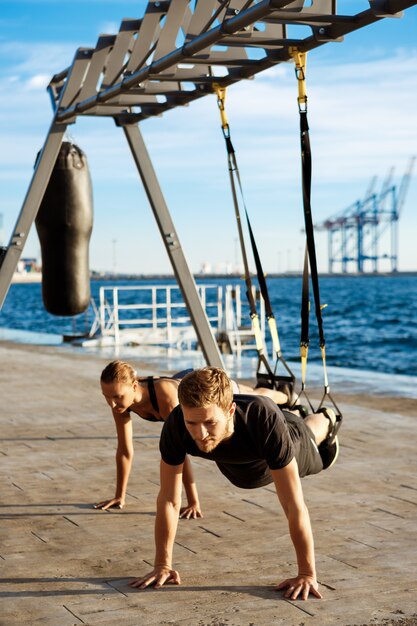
[144,376,162,422]
[134,369,193,422]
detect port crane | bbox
[315,157,415,273]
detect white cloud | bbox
[98,21,120,35]
[26,73,50,90]
[0,41,75,77]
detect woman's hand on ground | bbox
[276,575,322,601]
[179,503,203,519]
[129,566,181,590]
[93,497,125,510]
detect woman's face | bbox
[101,380,137,413]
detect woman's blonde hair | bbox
[178,367,233,412]
[100,360,137,385]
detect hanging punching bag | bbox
[35,142,93,316]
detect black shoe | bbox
[276,381,294,401]
[317,407,342,470]
[275,381,298,408]
[290,404,310,418]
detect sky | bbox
[0,0,416,276]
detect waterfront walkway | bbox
[1,341,416,626]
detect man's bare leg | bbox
[238,383,289,406]
[304,412,332,445]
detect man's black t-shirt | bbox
[159,395,297,489]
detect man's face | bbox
[182,402,236,453]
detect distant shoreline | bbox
[90,270,417,281]
[11,272,42,284]
[11,270,417,284]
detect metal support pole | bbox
[357,215,363,273]
[328,229,333,274]
[391,215,398,272]
[391,187,398,272]
[0,121,68,309]
[341,224,347,273]
[121,122,225,368]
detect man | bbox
[130,367,342,601]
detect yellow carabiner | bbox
[213,83,229,132]
[289,47,308,111]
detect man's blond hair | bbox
[178,367,233,412]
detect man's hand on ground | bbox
[276,575,322,601]
[129,566,181,590]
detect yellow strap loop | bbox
[320,345,329,390]
[289,47,307,111]
[300,344,308,388]
[267,317,281,355]
[251,315,264,352]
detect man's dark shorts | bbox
[282,410,323,477]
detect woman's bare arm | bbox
[94,411,134,510]
[156,379,202,518]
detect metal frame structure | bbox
[1,0,416,365]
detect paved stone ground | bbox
[1,342,416,626]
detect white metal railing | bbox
[88,283,265,357]
[223,285,266,355]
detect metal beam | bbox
[121,121,225,368]
[46,0,417,125]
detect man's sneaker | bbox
[317,407,343,470]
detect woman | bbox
[96,360,290,519]
[96,360,202,519]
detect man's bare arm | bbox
[129,459,183,589]
[271,459,322,601]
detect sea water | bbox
[1,275,416,397]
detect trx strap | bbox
[299,243,315,412]
[289,48,342,417]
[214,85,295,393]
[245,208,295,391]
